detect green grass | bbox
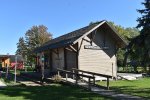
[0,84,113,100]
[0,72,113,100]
[97,78,150,99]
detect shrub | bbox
[52,75,62,83]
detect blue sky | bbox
[0,0,143,55]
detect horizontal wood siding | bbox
[79,28,117,77]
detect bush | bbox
[51,75,62,83]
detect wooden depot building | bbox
[34,20,126,77]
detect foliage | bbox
[51,75,62,83]
[125,0,150,71]
[97,78,150,99]
[16,25,52,66]
[16,37,27,64]
[16,37,26,56]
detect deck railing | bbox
[57,68,95,90]
[72,68,112,90]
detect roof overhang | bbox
[73,21,127,48]
[34,20,127,53]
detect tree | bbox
[124,0,150,72]
[25,25,52,65]
[137,0,150,67]
[16,25,52,66]
[16,37,26,58]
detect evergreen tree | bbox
[137,0,150,69]
[16,37,26,58]
[124,0,150,72]
[16,37,27,65]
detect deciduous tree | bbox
[16,25,52,66]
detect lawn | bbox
[97,77,150,99]
[0,83,113,100]
[0,73,113,100]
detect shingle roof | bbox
[34,21,102,52]
[34,20,127,52]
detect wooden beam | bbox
[82,38,91,43]
[57,48,59,58]
[65,47,73,52]
[69,45,77,53]
[50,50,53,71]
[78,39,83,51]
[72,68,112,78]
[64,48,67,70]
[51,50,58,55]
[76,43,79,69]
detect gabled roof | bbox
[34,20,127,53]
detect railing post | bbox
[88,78,91,90]
[107,77,109,90]
[93,74,95,85]
[66,73,68,81]
[75,73,78,85]
[73,70,75,79]
[112,63,114,79]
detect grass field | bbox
[0,84,113,100]
[97,78,150,99]
[0,73,113,100]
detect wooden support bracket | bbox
[69,45,77,53]
[82,38,91,43]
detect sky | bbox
[0,0,143,55]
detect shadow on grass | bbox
[0,84,113,100]
[111,85,150,99]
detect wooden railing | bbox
[57,68,95,90]
[72,68,112,90]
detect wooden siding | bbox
[78,28,117,77]
[66,49,77,71]
[52,48,64,71]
